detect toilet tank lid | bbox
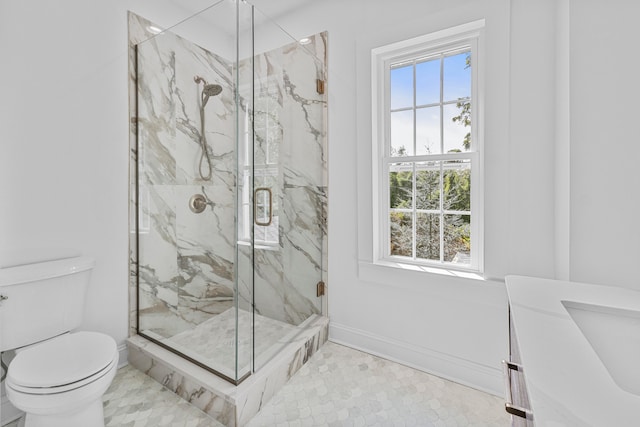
[0,252,95,287]
[0,248,81,268]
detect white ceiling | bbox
[159,0,316,57]
[249,0,317,18]
[151,0,316,61]
[169,0,316,24]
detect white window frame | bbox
[371,20,485,273]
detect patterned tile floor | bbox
[2,342,508,427]
[102,365,219,427]
[245,343,508,427]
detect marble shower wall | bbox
[238,33,328,327]
[131,12,238,339]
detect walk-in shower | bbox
[128,0,328,390]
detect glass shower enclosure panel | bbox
[249,10,327,371]
[134,0,254,383]
[133,0,326,384]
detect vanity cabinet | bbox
[505,308,534,427]
[505,275,640,425]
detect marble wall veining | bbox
[242,32,328,328]
[133,14,237,340]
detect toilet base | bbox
[23,399,104,427]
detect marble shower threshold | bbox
[127,314,329,426]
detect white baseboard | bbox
[329,322,503,396]
[118,343,129,369]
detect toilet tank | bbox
[0,251,95,352]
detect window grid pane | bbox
[390,211,412,257]
[415,161,440,210]
[416,58,440,106]
[390,64,414,110]
[389,163,413,209]
[444,214,471,265]
[416,107,440,155]
[390,110,414,156]
[416,212,440,261]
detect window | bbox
[239,80,281,247]
[251,88,280,246]
[372,21,484,272]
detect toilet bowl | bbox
[5,332,119,427]
[0,252,118,427]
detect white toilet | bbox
[0,251,118,427]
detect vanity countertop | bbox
[505,275,640,427]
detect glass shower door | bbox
[250,12,328,371]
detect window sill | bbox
[236,240,280,252]
[381,258,482,278]
[358,259,486,288]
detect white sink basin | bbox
[562,300,640,396]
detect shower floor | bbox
[142,308,299,379]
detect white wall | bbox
[569,0,640,290]
[555,0,571,281]
[508,0,558,279]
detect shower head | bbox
[201,84,222,108]
[195,75,223,108]
[203,84,223,97]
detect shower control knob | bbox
[189,194,208,214]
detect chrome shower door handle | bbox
[254,187,273,226]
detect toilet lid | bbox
[7,331,117,389]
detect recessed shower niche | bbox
[126,2,327,424]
